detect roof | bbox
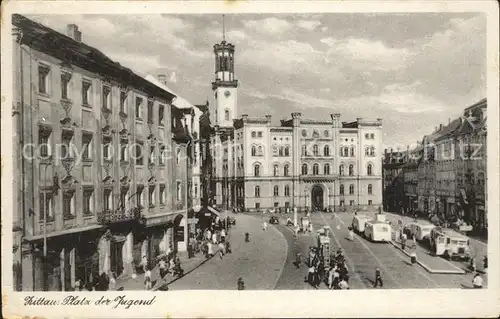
[342,121,359,129]
[426,118,462,143]
[13,14,176,102]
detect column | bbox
[70,247,76,289]
[124,231,134,276]
[60,248,65,291]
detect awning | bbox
[144,211,177,228]
[23,224,104,242]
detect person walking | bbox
[141,255,148,274]
[401,232,407,250]
[348,227,354,241]
[295,252,302,268]
[212,232,218,245]
[263,221,268,231]
[144,267,152,290]
[207,241,214,257]
[237,277,245,290]
[159,258,167,278]
[221,228,226,242]
[374,267,383,288]
[218,241,225,259]
[472,273,483,288]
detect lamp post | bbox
[304,189,308,213]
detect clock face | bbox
[224,90,231,98]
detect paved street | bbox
[270,211,487,289]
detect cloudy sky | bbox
[29,13,486,149]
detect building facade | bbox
[12,15,196,291]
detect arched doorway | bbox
[311,185,324,211]
[174,214,186,252]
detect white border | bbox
[1,1,499,318]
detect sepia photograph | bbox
[2,1,499,318]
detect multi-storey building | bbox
[12,15,196,291]
[382,149,407,212]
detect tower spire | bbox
[222,14,226,42]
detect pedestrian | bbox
[237,277,245,290]
[212,232,218,245]
[307,266,315,285]
[472,273,483,288]
[295,252,302,268]
[469,257,477,272]
[218,241,225,259]
[328,268,334,289]
[144,267,152,290]
[332,271,340,289]
[159,258,167,278]
[339,278,349,289]
[374,267,383,288]
[207,241,214,257]
[221,228,226,242]
[141,255,148,273]
[263,221,268,231]
[245,232,250,242]
[109,272,116,290]
[401,232,407,250]
[226,240,232,254]
[348,227,354,241]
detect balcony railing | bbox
[97,206,143,224]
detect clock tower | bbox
[212,17,238,128]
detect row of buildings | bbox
[382,98,487,236]
[12,15,206,291]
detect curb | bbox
[388,241,465,274]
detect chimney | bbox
[157,74,167,85]
[265,114,272,123]
[67,24,82,42]
[439,124,443,131]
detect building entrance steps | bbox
[389,235,465,274]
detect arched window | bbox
[273,185,279,196]
[370,133,375,139]
[285,185,290,196]
[324,164,330,175]
[340,147,343,157]
[339,164,344,176]
[349,184,355,195]
[284,146,290,157]
[302,163,308,175]
[224,109,230,121]
[313,163,319,175]
[368,184,373,194]
[365,147,370,156]
[340,184,344,195]
[273,164,279,177]
[350,146,355,157]
[343,148,349,157]
[255,186,260,198]
[258,145,263,156]
[251,146,257,157]
[367,164,373,176]
[302,145,307,156]
[349,164,354,176]
[477,172,485,186]
[254,164,260,177]
[313,145,319,156]
[370,147,375,157]
[279,146,284,157]
[324,145,330,157]
[284,164,290,177]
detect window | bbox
[339,185,344,195]
[82,80,92,106]
[63,190,75,219]
[61,72,72,100]
[257,146,263,156]
[135,142,143,165]
[365,133,369,139]
[365,147,370,156]
[349,184,355,195]
[279,146,284,157]
[368,200,373,206]
[251,146,257,156]
[368,184,373,194]
[273,164,279,177]
[149,146,155,165]
[159,145,165,165]
[370,133,375,139]
[340,200,345,207]
[159,104,164,125]
[39,191,53,221]
[135,97,143,119]
[254,164,261,177]
[302,145,307,156]
[273,186,279,196]
[284,146,290,157]
[120,91,127,114]
[38,64,50,95]
[350,200,355,206]
[313,145,319,156]
[324,145,330,157]
[284,164,290,177]
[255,203,260,209]
[39,128,52,157]
[160,185,166,205]
[148,186,155,207]
[324,130,329,137]
[224,109,230,121]
[83,188,94,215]
[339,164,344,176]
[313,163,319,175]
[302,163,308,175]
[61,132,74,159]
[349,164,354,176]
[285,185,290,196]
[370,147,375,157]
[272,144,279,156]
[324,164,330,175]
[255,186,260,198]
[102,85,111,110]
[257,131,263,138]
[350,146,355,157]
[147,100,154,123]
[120,143,128,162]
[343,148,349,157]
[103,137,112,161]
[367,164,373,176]
[251,131,256,138]
[302,129,307,137]
[176,182,182,202]
[82,133,93,160]
[340,147,343,157]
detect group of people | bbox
[299,247,350,290]
[73,272,116,291]
[199,225,231,260]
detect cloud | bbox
[297,20,322,31]
[242,17,292,35]
[321,37,414,71]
